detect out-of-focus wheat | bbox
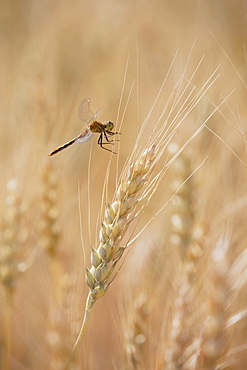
[41,164,79,369]
[197,237,229,368]
[122,293,150,370]
[162,148,204,370]
[0,179,25,370]
[0,179,23,294]
[41,164,60,258]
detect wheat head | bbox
[71,144,157,353]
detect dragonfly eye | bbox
[106,121,114,131]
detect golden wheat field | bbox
[1,0,247,369]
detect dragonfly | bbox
[48,98,120,156]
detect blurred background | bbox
[0,0,247,369]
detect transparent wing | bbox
[74,129,93,143]
[78,98,101,125]
[78,98,93,122]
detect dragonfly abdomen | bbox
[48,138,76,156]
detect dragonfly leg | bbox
[107,131,121,136]
[103,132,114,143]
[98,133,115,153]
[104,131,121,143]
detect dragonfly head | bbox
[105,121,114,132]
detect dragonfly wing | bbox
[78,98,101,125]
[78,98,94,122]
[75,129,93,143]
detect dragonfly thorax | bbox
[89,121,114,134]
